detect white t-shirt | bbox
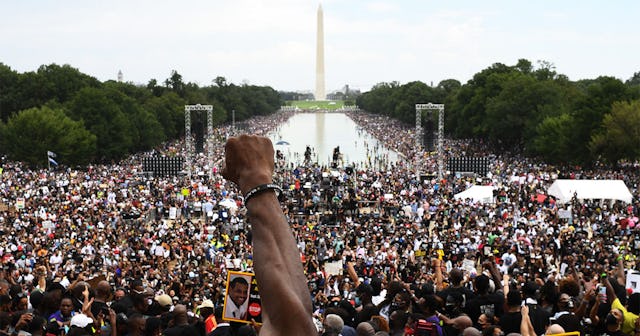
[224,296,248,320]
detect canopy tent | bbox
[453,185,495,204]
[547,179,633,203]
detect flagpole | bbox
[47,152,50,170]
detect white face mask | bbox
[147,298,153,306]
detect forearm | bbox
[520,314,532,336]
[489,265,502,287]
[617,257,626,286]
[248,193,315,334]
[346,262,361,286]
[590,299,600,324]
[575,299,588,319]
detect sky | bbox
[2,0,639,93]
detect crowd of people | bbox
[0,108,639,336]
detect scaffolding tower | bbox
[184,104,214,179]
[415,103,445,180]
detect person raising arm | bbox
[222,135,316,335]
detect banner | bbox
[223,271,262,325]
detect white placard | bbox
[626,270,640,293]
[558,209,572,219]
[324,260,343,276]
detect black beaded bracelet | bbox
[244,183,284,204]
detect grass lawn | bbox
[287,100,345,110]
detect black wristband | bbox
[244,183,284,204]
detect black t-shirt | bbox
[499,311,522,335]
[555,311,582,334]
[208,325,232,336]
[437,286,476,309]
[355,303,380,325]
[164,324,200,336]
[597,329,627,336]
[524,303,551,336]
[465,293,504,328]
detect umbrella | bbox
[275,140,290,145]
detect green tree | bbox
[392,81,436,123]
[144,92,186,139]
[484,73,566,150]
[103,87,164,152]
[568,76,633,164]
[147,78,166,97]
[165,70,186,98]
[356,81,400,117]
[531,113,576,164]
[0,63,20,122]
[1,106,96,165]
[36,64,101,102]
[626,71,640,86]
[589,100,640,164]
[67,87,133,161]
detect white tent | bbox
[547,179,633,203]
[454,185,495,204]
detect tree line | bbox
[357,59,640,166]
[0,64,283,166]
[2,60,639,167]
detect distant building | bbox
[117,70,123,82]
[326,85,361,101]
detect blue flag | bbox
[48,157,58,166]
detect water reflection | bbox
[268,112,399,169]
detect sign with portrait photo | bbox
[223,271,262,324]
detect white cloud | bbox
[1,0,639,91]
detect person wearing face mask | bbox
[438,292,473,336]
[437,268,475,311]
[390,291,412,315]
[601,275,640,336]
[355,284,379,325]
[553,293,582,334]
[378,281,405,322]
[600,308,626,336]
[126,287,152,318]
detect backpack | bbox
[415,319,444,336]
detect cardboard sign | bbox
[324,260,343,276]
[223,271,262,324]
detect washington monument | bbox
[315,4,326,100]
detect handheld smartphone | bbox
[599,285,607,296]
[599,285,607,302]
